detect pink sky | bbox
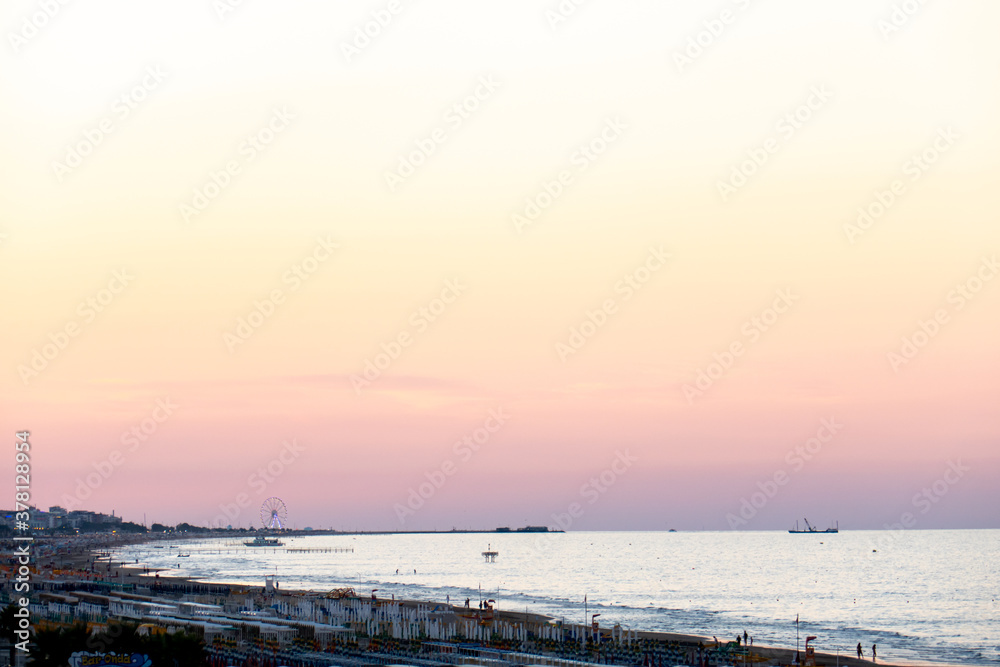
[1,0,998,530]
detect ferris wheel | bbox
[260,497,288,530]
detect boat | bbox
[243,535,284,547]
[789,518,838,534]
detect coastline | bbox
[97,537,901,667]
[4,532,976,667]
[117,567,936,667]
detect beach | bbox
[6,530,994,667]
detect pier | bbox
[119,546,355,557]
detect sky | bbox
[1,0,998,532]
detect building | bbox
[0,506,124,531]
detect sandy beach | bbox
[2,532,941,667]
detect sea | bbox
[119,529,999,666]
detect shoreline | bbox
[119,567,947,667]
[103,539,901,667]
[5,533,978,667]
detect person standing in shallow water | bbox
[872,644,877,662]
[857,643,863,659]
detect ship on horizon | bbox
[789,518,838,534]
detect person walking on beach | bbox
[872,644,877,662]
[857,643,863,659]
[743,630,748,645]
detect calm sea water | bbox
[122,530,999,666]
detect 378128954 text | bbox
[13,430,34,655]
